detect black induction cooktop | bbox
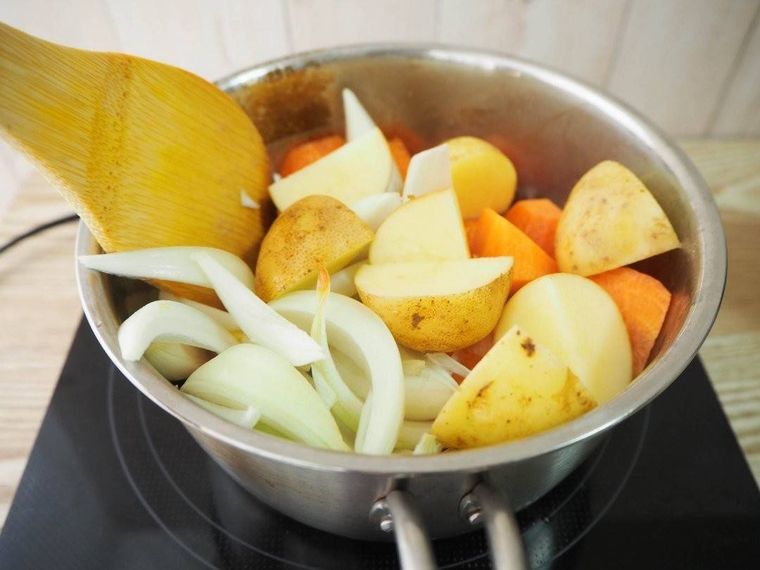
[1,319,759,569]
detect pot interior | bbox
[82,46,723,474]
[225,50,698,365]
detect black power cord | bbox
[0,213,79,255]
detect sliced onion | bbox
[144,342,211,381]
[335,344,455,422]
[312,373,338,409]
[396,420,433,451]
[79,246,254,289]
[426,352,471,378]
[402,144,452,199]
[310,270,364,430]
[343,88,377,141]
[355,391,372,452]
[271,291,404,455]
[195,253,323,366]
[240,190,260,209]
[159,291,239,331]
[413,433,443,455]
[404,368,457,421]
[326,261,365,298]
[184,394,261,429]
[333,349,370,399]
[350,193,402,231]
[118,300,237,361]
[402,358,427,376]
[341,89,403,194]
[181,344,348,451]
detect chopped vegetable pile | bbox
[81,89,679,455]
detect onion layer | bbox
[118,300,237,361]
[79,246,254,289]
[271,291,404,455]
[181,344,348,451]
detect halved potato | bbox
[255,195,373,302]
[555,160,680,276]
[355,257,513,352]
[495,273,632,404]
[432,325,597,448]
[369,189,469,264]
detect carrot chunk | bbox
[464,218,481,254]
[279,135,345,177]
[474,208,557,293]
[452,334,493,377]
[504,198,562,257]
[590,267,671,375]
[388,137,411,178]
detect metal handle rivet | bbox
[459,493,483,526]
[370,499,395,533]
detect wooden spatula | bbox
[0,22,271,268]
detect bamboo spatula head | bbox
[0,22,271,267]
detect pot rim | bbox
[76,43,726,475]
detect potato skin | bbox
[357,269,511,352]
[447,136,517,219]
[495,273,632,404]
[255,195,373,302]
[432,326,597,449]
[555,160,679,276]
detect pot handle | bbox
[460,482,528,570]
[371,490,436,570]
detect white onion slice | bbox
[79,246,254,289]
[310,271,364,430]
[350,193,402,231]
[402,358,427,376]
[335,345,455,422]
[341,89,402,193]
[355,391,372,452]
[395,420,433,451]
[195,253,323,366]
[413,433,443,455]
[181,344,348,451]
[118,300,237,361]
[184,394,261,429]
[326,261,365,298]
[402,144,452,199]
[333,349,371,399]
[159,291,239,332]
[144,342,211,381]
[426,352,471,378]
[404,368,457,421]
[312,367,338,410]
[343,88,377,141]
[271,291,404,455]
[240,190,260,209]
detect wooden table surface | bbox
[1,139,759,527]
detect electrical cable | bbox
[0,213,79,255]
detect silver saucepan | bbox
[76,46,726,569]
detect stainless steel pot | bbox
[76,46,726,569]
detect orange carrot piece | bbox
[505,198,562,257]
[388,137,411,178]
[280,135,345,177]
[474,208,557,293]
[382,124,425,154]
[590,267,671,376]
[452,334,493,379]
[464,218,481,254]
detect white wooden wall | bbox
[2,0,759,209]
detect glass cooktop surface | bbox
[2,319,759,569]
